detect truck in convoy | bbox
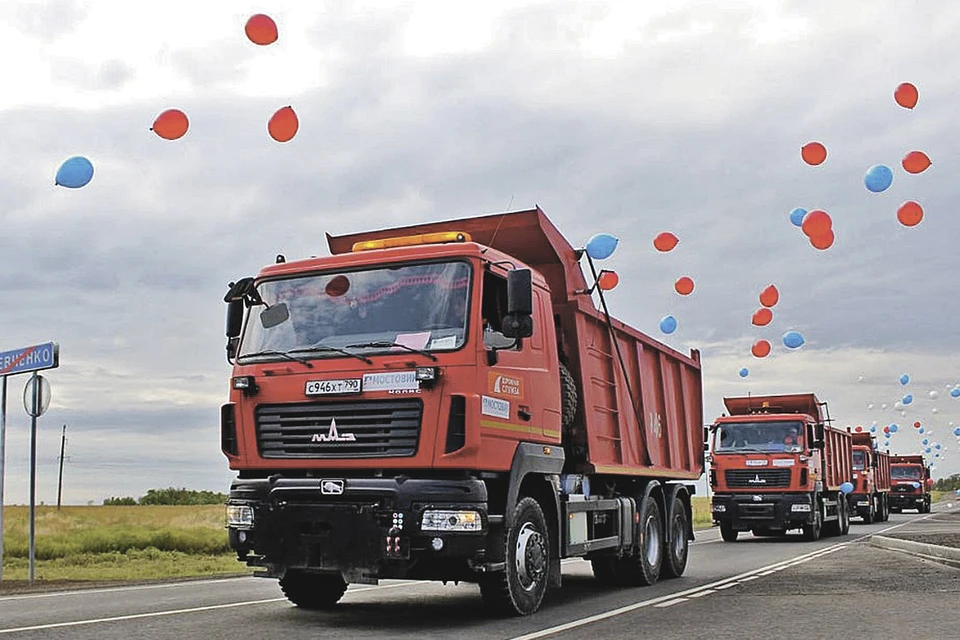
[707,393,853,542]
[848,431,890,524]
[888,454,932,513]
[220,207,705,616]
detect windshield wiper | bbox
[288,345,373,365]
[240,350,314,368]
[345,341,439,362]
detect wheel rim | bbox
[672,515,685,559]
[515,522,546,592]
[645,515,661,566]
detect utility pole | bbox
[57,424,66,511]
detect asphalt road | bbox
[0,507,956,639]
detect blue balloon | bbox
[782,330,805,349]
[55,156,94,188]
[935,443,942,450]
[918,427,925,434]
[739,367,749,378]
[912,481,922,488]
[585,233,619,260]
[659,314,678,335]
[864,164,893,193]
[889,424,899,433]
[953,427,960,437]
[869,425,876,433]
[902,394,913,405]
[789,207,807,227]
[840,481,854,495]
[924,447,931,454]
[900,374,910,385]
[922,438,929,445]
[951,388,960,398]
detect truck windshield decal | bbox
[238,262,472,360]
[714,420,804,454]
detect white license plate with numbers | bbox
[305,378,362,395]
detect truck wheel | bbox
[620,495,663,586]
[480,497,549,616]
[890,507,901,514]
[279,571,348,610]
[802,499,822,541]
[559,363,578,430]
[863,498,875,524]
[838,495,850,535]
[661,496,689,579]
[720,523,738,542]
[590,555,622,586]
[880,496,889,521]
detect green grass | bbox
[692,496,713,529]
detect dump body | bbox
[889,454,932,513]
[709,393,854,540]
[221,208,705,615]
[848,432,891,522]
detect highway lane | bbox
[0,508,954,639]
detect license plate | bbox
[305,378,362,396]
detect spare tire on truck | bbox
[560,363,578,430]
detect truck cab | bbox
[889,455,932,513]
[848,432,890,523]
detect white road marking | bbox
[653,598,687,608]
[714,583,737,590]
[739,575,759,582]
[686,589,715,598]
[0,576,255,602]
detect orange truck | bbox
[220,208,704,616]
[888,454,932,513]
[847,431,891,523]
[707,393,854,542]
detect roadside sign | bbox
[23,375,51,418]
[0,343,59,376]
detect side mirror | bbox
[502,269,534,339]
[260,302,290,329]
[812,423,825,449]
[226,299,244,338]
[703,426,710,445]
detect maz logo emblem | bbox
[311,418,356,443]
[321,480,344,495]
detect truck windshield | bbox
[852,450,866,470]
[714,421,804,453]
[238,261,471,360]
[891,466,921,480]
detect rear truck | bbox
[707,393,854,542]
[888,454,932,513]
[847,431,891,523]
[220,207,705,616]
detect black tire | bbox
[620,495,663,586]
[879,495,889,521]
[862,497,875,524]
[661,496,689,579]
[802,498,822,541]
[590,555,622,586]
[279,571,348,610]
[720,523,738,542]
[890,507,901,514]
[480,497,550,617]
[559,363,578,430]
[839,495,851,535]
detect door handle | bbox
[518,408,532,421]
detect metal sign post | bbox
[0,342,59,582]
[23,373,51,584]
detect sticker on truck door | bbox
[481,395,511,420]
[488,372,524,399]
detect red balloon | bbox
[598,270,619,291]
[801,210,832,238]
[751,339,771,358]
[801,142,827,166]
[268,106,299,142]
[759,285,779,308]
[913,421,922,429]
[674,276,694,295]
[901,151,931,174]
[897,201,923,227]
[151,108,189,140]
[245,14,278,45]
[653,232,679,252]
[752,307,773,326]
[809,229,835,250]
[855,426,863,432]
[883,426,890,434]
[894,82,919,109]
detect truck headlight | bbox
[711,504,725,512]
[791,504,812,512]
[421,509,482,532]
[227,505,254,528]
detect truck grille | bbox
[725,469,791,488]
[255,399,423,459]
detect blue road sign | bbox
[0,342,59,376]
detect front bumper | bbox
[888,492,927,510]
[227,476,490,583]
[711,493,815,531]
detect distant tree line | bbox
[933,474,960,492]
[103,487,228,506]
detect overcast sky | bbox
[1,0,958,505]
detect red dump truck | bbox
[889,454,932,513]
[220,207,704,616]
[848,432,890,523]
[708,393,853,541]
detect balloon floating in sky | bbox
[953,426,960,436]
[922,438,929,446]
[951,388,960,398]
[919,427,925,434]
[897,201,923,227]
[855,426,863,432]
[789,207,807,227]
[809,229,835,250]
[268,106,299,142]
[585,233,619,260]
[900,373,910,385]
[597,270,619,291]
[902,151,931,174]
[801,210,832,238]
[245,14,278,45]
[659,314,678,334]
[752,339,771,358]
[914,421,922,428]
[902,394,913,405]
[870,425,876,433]
[55,156,94,188]
[752,307,773,327]
[782,330,805,349]
[739,367,749,378]
[864,164,893,193]
[929,390,939,399]
[151,108,189,140]
[674,276,694,296]
[889,423,899,433]
[759,285,779,308]
[653,232,679,252]
[801,142,827,166]
[894,82,919,109]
